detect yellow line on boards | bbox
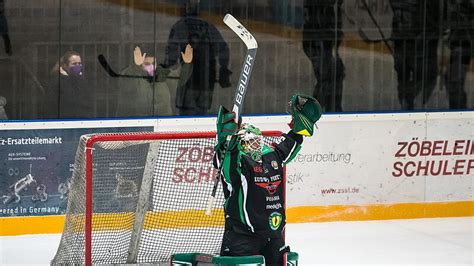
[286,201,474,223]
[0,215,66,236]
[0,201,472,236]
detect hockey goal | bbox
[51,131,283,265]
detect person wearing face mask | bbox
[117,45,193,117]
[46,51,94,119]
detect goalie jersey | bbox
[213,131,303,238]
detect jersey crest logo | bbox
[268,212,283,230]
[271,161,278,169]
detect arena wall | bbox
[0,111,473,235]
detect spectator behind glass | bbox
[165,0,231,116]
[0,0,12,56]
[390,0,441,110]
[302,0,345,112]
[46,51,94,119]
[391,0,470,110]
[117,45,193,117]
[444,0,471,109]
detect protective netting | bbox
[51,132,281,265]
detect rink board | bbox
[0,112,473,235]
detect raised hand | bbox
[133,46,146,66]
[181,44,193,63]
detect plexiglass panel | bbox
[0,0,472,120]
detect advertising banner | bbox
[156,113,473,207]
[0,112,472,218]
[283,112,473,207]
[0,121,155,217]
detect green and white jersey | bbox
[214,131,303,237]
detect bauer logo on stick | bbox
[235,54,254,105]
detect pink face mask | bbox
[143,64,155,76]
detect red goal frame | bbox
[83,131,283,266]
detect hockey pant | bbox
[220,224,290,266]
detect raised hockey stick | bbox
[205,14,258,216]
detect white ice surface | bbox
[0,217,472,265]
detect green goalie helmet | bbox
[288,93,322,136]
[236,123,263,162]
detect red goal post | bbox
[52,130,284,266]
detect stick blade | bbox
[223,14,258,49]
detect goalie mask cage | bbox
[51,131,283,265]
